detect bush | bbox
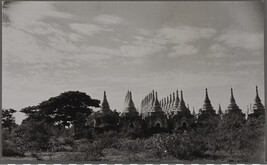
[142,130,206,160]
[71,139,104,161]
[3,140,24,157]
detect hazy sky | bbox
[2,1,264,124]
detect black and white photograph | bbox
[2,1,265,162]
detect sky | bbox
[2,1,264,124]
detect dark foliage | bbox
[13,118,60,152]
[2,109,18,134]
[21,91,100,128]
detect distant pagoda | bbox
[100,91,112,113]
[177,90,189,112]
[217,104,223,118]
[223,88,245,121]
[252,86,265,115]
[121,90,138,116]
[197,88,219,126]
[226,88,242,113]
[202,89,215,112]
[248,86,265,119]
[161,90,180,117]
[151,91,162,112]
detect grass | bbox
[2,149,219,162]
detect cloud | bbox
[119,43,163,58]
[69,33,83,42]
[94,15,124,25]
[217,29,263,51]
[233,60,262,66]
[69,23,110,36]
[136,28,152,36]
[207,44,230,58]
[3,2,74,30]
[129,25,217,58]
[158,25,217,44]
[168,44,198,57]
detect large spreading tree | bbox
[21,91,100,128]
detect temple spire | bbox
[101,91,111,113]
[174,90,179,108]
[256,86,259,96]
[178,90,186,111]
[255,85,262,103]
[122,90,137,116]
[172,92,175,107]
[129,91,135,107]
[152,91,162,112]
[230,88,236,104]
[252,86,264,113]
[205,88,211,104]
[227,88,240,111]
[169,94,172,108]
[218,104,223,115]
[202,88,213,111]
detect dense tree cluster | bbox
[1,90,265,162]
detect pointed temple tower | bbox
[192,107,197,123]
[217,104,223,118]
[87,91,119,130]
[223,88,245,121]
[120,90,142,130]
[161,90,180,117]
[151,92,162,112]
[226,88,242,113]
[100,91,112,113]
[121,90,138,116]
[141,90,168,130]
[248,86,265,119]
[252,86,265,115]
[170,90,194,130]
[197,88,220,126]
[202,89,215,112]
[177,90,188,112]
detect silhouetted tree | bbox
[2,108,17,134]
[21,91,100,128]
[13,118,60,153]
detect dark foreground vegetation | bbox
[2,91,265,162]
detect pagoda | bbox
[248,86,265,119]
[86,91,119,130]
[121,91,138,116]
[226,88,242,113]
[197,88,220,126]
[252,86,265,115]
[120,90,142,130]
[142,90,168,130]
[217,104,223,118]
[100,91,112,113]
[223,88,245,122]
[170,90,194,130]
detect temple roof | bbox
[253,86,264,111]
[174,90,179,108]
[152,91,162,112]
[122,90,137,115]
[177,90,187,111]
[218,104,223,115]
[100,91,112,113]
[227,88,240,111]
[202,88,214,111]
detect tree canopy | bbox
[2,108,17,133]
[21,91,100,127]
